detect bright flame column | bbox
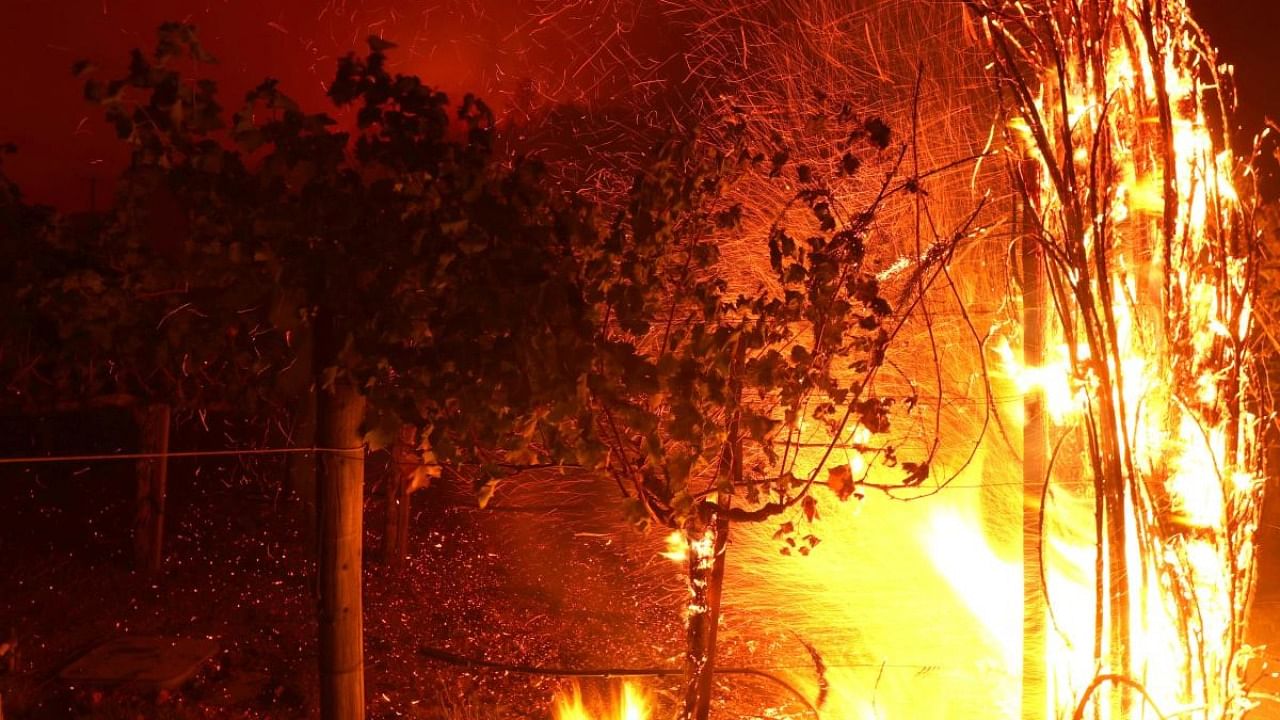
[970,0,1266,716]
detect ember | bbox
[971,0,1266,716]
[0,1,1272,719]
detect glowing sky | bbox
[3,0,1276,208]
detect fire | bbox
[974,0,1266,716]
[661,530,689,563]
[551,681,653,720]
[525,1,1264,717]
[681,0,1262,714]
[993,337,1089,423]
[923,508,1021,671]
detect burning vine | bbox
[969,0,1267,716]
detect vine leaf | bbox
[826,463,856,501]
[802,494,819,522]
[902,461,929,487]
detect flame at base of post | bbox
[552,681,653,720]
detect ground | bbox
[0,414,696,719]
[3,412,1276,719]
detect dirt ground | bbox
[0,423,700,719]
[3,412,1277,719]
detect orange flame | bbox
[978,0,1264,716]
[551,681,653,720]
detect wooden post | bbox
[317,381,366,720]
[383,424,416,569]
[1019,161,1048,720]
[133,403,171,573]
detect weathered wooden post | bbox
[133,403,171,573]
[383,424,416,569]
[317,381,366,720]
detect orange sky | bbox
[3,0,1276,209]
[1,0,678,209]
